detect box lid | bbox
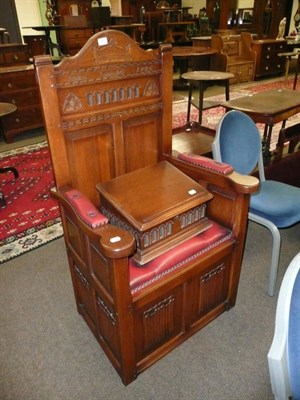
[97,161,213,231]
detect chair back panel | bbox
[288,266,300,398]
[34,30,173,205]
[213,110,262,176]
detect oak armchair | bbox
[34,30,258,385]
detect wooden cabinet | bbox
[0,43,29,66]
[23,35,46,59]
[0,65,43,143]
[251,39,287,78]
[210,33,256,84]
[204,0,290,38]
[60,27,94,55]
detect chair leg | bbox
[0,167,19,179]
[249,213,281,297]
[293,53,300,90]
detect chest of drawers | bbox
[0,65,43,143]
[0,43,29,67]
[251,39,287,78]
[60,27,94,55]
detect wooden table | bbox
[0,102,18,207]
[159,21,195,43]
[24,25,65,56]
[0,102,16,118]
[182,70,234,129]
[222,89,300,162]
[105,24,146,43]
[172,46,218,89]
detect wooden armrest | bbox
[229,171,260,189]
[51,186,136,258]
[178,152,233,175]
[168,152,259,194]
[63,188,108,228]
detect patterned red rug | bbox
[0,142,62,263]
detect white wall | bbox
[181,0,206,17]
[237,0,254,9]
[289,0,298,34]
[110,0,122,15]
[14,0,43,38]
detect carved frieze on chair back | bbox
[34,30,173,205]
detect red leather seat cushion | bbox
[129,220,233,294]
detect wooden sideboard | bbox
[251,39,287,78]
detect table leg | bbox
[225,80,230,100]
[165,26,174,43]
[44,31,52,56]
[198,81,204,125]
[187,83,192,124]
[262,124,273,164]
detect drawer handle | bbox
[267,46,271,50]
[266,55,270,59]
[13,54,19,61]
[11,99,16,104]
[265,66,269,70]
[8,82,12,88]
[15,118,20,123]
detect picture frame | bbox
[242,9,253,23]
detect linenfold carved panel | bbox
[143,295,175,352]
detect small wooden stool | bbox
[181,70,234,129]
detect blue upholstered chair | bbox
[268,252,300,400]
[212,110,300,296]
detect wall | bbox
[181,0,206,17]
[237,0,253,8]
[15,0,43,38]
[11,0,300,39]
[289,0,298,34]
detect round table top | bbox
[172,46,218,58]
[23,25,66,32]
[0,102,17,117]
[181,70,235,81]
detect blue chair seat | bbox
[251,180,300,228]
